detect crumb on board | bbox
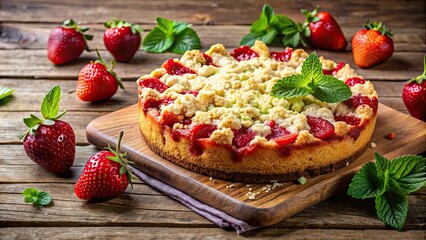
[225,184,235,189]
[208,177,217,183]
[370,142,377,148]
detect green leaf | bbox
[347,162,383,199]
[171,28,201,54]
[22,187,52,206]
[282,31,301,48]
[271,75,312,99]
[298,176,307,185]
[23,114,42,128]
[301,52,323,82]
[375,186,408,230]
[240,29,277,46]
[156,17,174,33]
[172,21,192,35]
[41,86,61,119]
[270,14,294,33]
[142,27,174,53]
[250,4,274,33]
[0,86,14,100]
[375,152,391,178]
[389,155,426,194]
[312,76,352,103]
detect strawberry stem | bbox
[364,19,393,37]
[408,54,426,84]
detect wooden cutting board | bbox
[86,103,426,227]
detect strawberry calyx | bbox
[408,54,426,84]
[105,131,135,187]
[363,19,393,37]
[301,6,321,24]
[104,18,143,35]
[94,49,125,90]
[19,86,67,140]
[62,19,93,51]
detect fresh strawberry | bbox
[47,19,93,65]
[302,6,347,51]
[402,55,426,121]
[306,116,335,140]
[104,18,143,62]
[230,46,259,61]
[352,20,394,68]
[75,131,133,200]
[19,86,75,174]
[77,50,124,102]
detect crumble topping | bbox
[138,41,378,146]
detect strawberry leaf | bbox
[41,86,61,119]
[23,114,42,128]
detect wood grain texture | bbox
[0,49,424,80]
[0,183,423,229]
[1,23,424,51]
[1,0,425,29]
[85,103,426,227]
[0,227,425,239]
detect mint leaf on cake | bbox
[271,52,352,103]
[347,152,426,230]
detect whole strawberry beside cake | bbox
[137,41,378,183]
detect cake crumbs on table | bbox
[225,184,235,189]
[370,142,377,148]
[208,177,217,183]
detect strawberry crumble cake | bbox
[137,41,378,183]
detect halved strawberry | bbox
[267,121,298,145]
[307,116,335,140]
[160,112,182,127]
[232,129,256,148]
[190,124,217,140]
[138,77,169,93]
[334,114,361,126]
[270,48,294,62]
[163,59,195,75]
[230,46,259,61]
[345,77,366,87]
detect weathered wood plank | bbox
[0,227,425,239]
[0,79,138,112]
[0,79,408,113]
[1,0,425,29]
[0,111,107,144]
[1,23,424,51]
[0,49,423,80]
[0,183,424,229]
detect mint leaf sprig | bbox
[240,4,309,48]
[142,17,201,54]
[0,86,14,101]
[271,52,352,103]
[348,152,426,230]
[19,86,67,140]
[22,187,52,206]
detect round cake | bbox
[137,41,378,183]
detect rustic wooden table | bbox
[0,0,425,239]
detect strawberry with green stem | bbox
[48,19,93,65]
[76,49,124,102]
[74,131,134,200]
[402,54,426,121]
[19,86,75,174]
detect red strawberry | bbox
[47,19,93,65]
[19,86,75,174]
[230,46,259,61]
[307,116,335,140]
[162,59,195,75]
[402,55,426,121]
[267,121,298,145]
[302,6,347,51]
[352,20,394,68]
[271,48,294,62]
[77,50,124,102]
[138,77,169,93]
[75,131,133,200]
[232,129,256,148]
[104,18,142,62]
[345,77,366,87]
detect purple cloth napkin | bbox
[130,166,258,234]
